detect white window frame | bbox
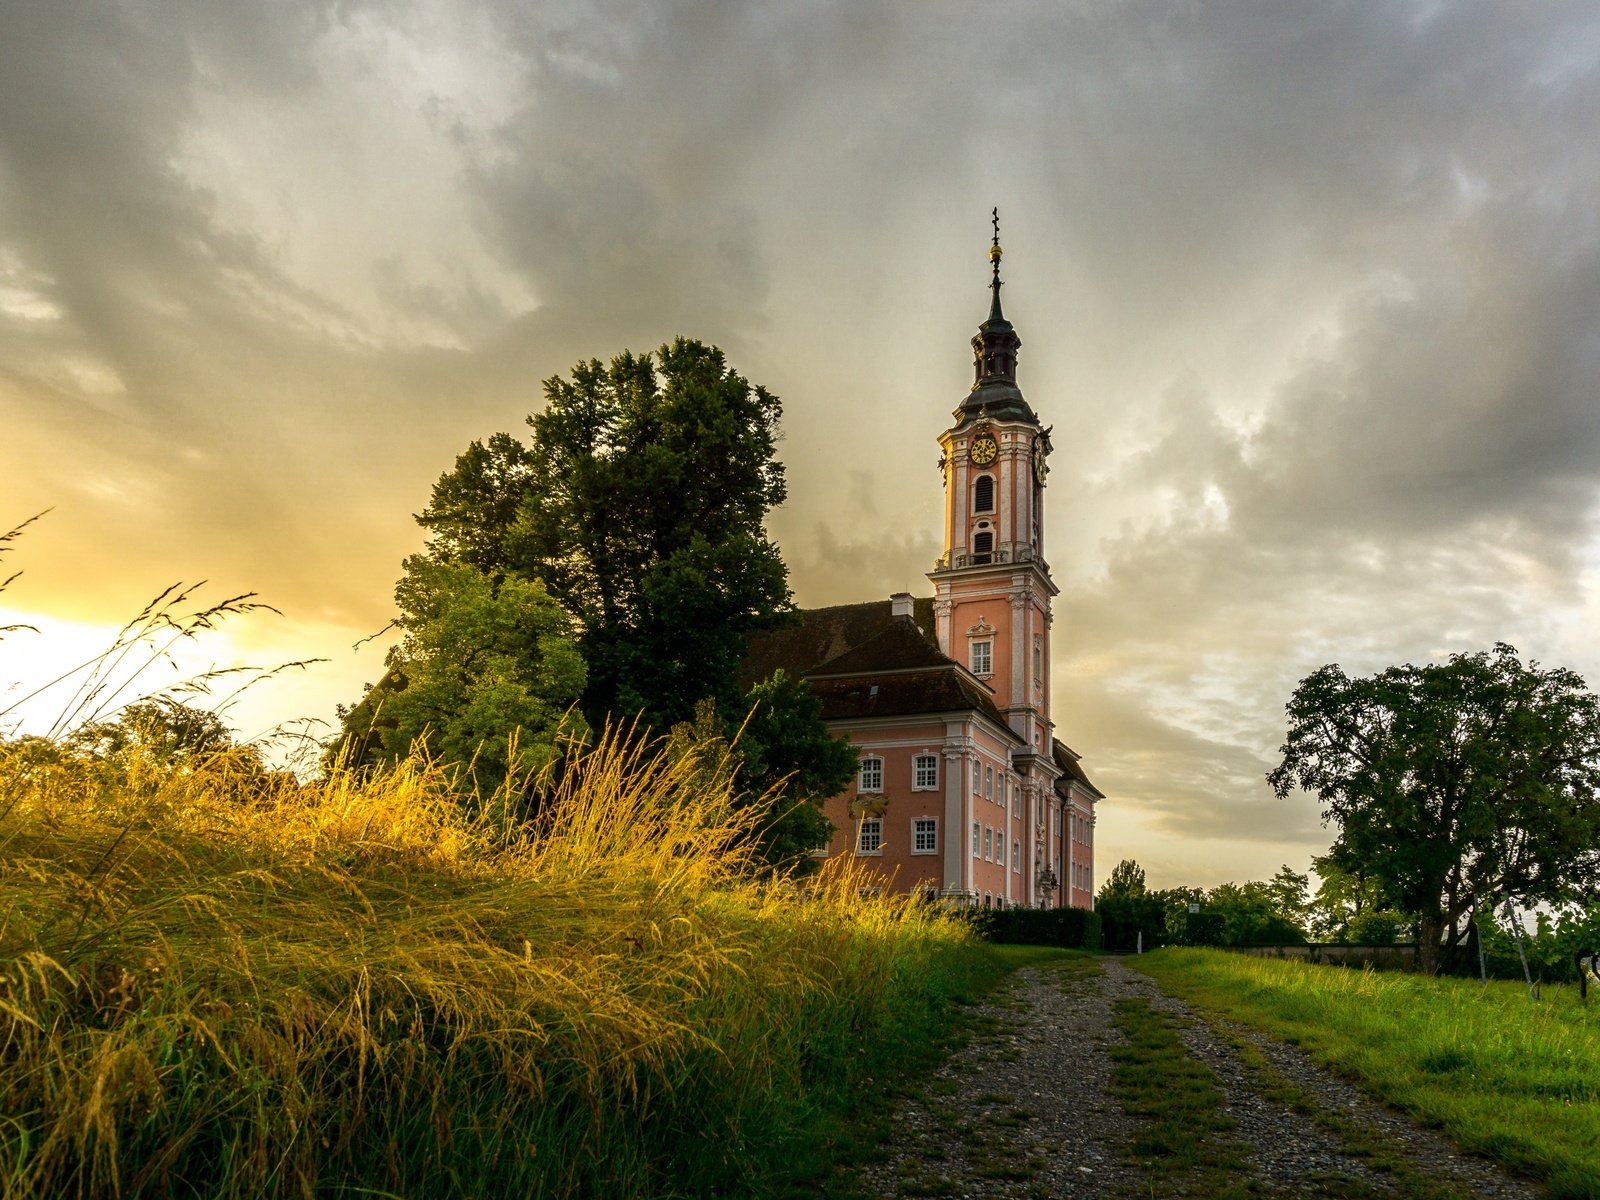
[996,836,1005,867]
[971,821,981,855]
[984,826,993,861]
[856,817,883,855]
[972,759,982,794]
[985,766,994,799]
[913,754,938,791]
[1013,840,1021,872]
[912,817,938,855]
[970,639,993,676]
[858,756,883,793]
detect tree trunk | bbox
[1417,912,1444,975]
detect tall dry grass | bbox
[0,728,982,1198]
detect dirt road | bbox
[846,957,1541,1199]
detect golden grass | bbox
[0,728,980,1198]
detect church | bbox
[747,225,1101,909]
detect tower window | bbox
[974,474,995,513]
[973,531,993,562]
[971,640,992,676]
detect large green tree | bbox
[1269,644,1600,973]
[421,338,791,733]
[344,339,853,863]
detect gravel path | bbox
[851,956,1544,1199]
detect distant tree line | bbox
[1100,642,1600,974]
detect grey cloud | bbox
[4,0,1599,887]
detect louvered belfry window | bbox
[973,530,993,561]
[974,474,995,512]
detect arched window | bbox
[974,474,995,512]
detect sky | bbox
[3,2,1599,889]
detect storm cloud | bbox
[3,1,1598,884]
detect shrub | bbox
[974,906,1102,949]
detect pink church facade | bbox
[748,231,1100,909]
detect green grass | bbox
[1107,995,1261,1198]
[0,730,997,1199]
[1132,948,1600,1199]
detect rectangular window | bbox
[970,640,992,675]
[1013,840,1021,872]
[996,836,1005,866]
[913,754,938,790]
[972,821,980,855]
[972,760,982,794]
[857,818,882,854]
[913,818,937,854]
[985,766,994,799]
[984,827,993,860]
[858,757,882,792]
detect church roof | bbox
[1053,737,1105,800]
[806,667,1013,727]
[742,597,936,686]
[955,380,1036,426]
[744,597,1016,735]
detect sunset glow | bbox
[4,4,1599,886]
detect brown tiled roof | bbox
[1053,737,1105,800]
[742,597,936,687]
[744,596,1015,735]
[809,614,949,676]
[807,668,1013,729]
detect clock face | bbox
[1032,438,1049,483]
[970,433,999,466]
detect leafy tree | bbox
[1263,864,1311,930]
[1306,853,1405,943]
[1095,859,1166,952]
[1099,858,1147,900]
[412,433,537,580]
[344,339,854,870]
[1203,881,1308,946]
[1269,644,1600,973]
[666,670,855,873]
[422,338,792,733]
[68,698,238,768]
[338,557,587,798]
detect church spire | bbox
[955,208,1035,426]
[988,206,1006,324]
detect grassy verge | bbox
[0,731,993,1199]
[1131,949,1600,1199]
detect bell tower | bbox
[929,211,1057,756]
